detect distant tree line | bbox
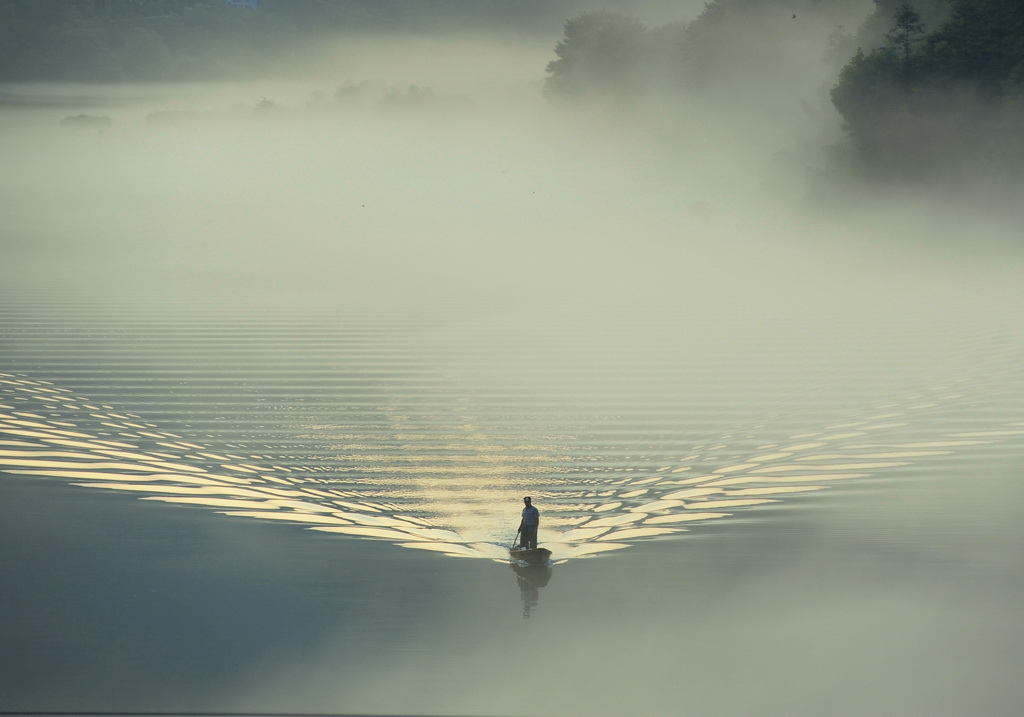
[545,0,863,101]
[0,0,289,81]
[832,0,1024,181]
[0,0,603,82]
[545,0,1024,183]
[0,0,465,81]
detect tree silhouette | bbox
[832,0,1024,180]
[544,11,649,98]
[886,3,925,66]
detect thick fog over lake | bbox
[2,4,1024,716]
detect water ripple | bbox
[3,364,1021,561]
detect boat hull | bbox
[509,547,552,564]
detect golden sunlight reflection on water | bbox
[2,369,1020,563]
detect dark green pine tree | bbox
[886,3,925,66]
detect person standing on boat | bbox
[519,496,540,549]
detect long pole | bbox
[511,528,521,550]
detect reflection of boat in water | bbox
[509,547,552,565]
[511,561,552,619]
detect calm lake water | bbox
[2,83,1024,716]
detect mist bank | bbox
[6,0,1024,195]
[545,0,1024,191]
[2,0,1022,310]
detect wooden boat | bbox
[509,547,552,564]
